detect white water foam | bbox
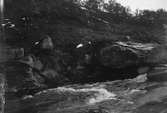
[56,87,117,104]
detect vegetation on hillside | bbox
[4,0,167,47]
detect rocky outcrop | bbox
[99,41,157,68]
[41,36,54,50]
[4,0,167,100]
[4,61,46,96]
[41,69,70,87]
[147,64,167,81]
[100,44,138,68]
[147,45,167,64]
[4,40,166,97]
[4,53,71,96]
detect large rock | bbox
[147,64,167,81]
[41,69,70,87]
[41,36,54,50]
[4,61,46,96]
[19,55,43,71]
[99,41,157,68]
[147,45,167,64]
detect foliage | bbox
[4,0,167,48]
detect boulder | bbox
[100,45,138,68]
[4,61,46,96]
[137,66,151,74]
[19,55,34,67]
[42,69,59,79]
[147,45,167,64]
[5,47,24,60]
[99,41,157,68]
[33,59,43,71]
[41,69,69,87]
[41,36,54,50]
[147,65,167,81]
[19,55,43,71]
[15,48,24,59]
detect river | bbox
[5,70,167,113]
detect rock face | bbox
[147,65,167,81]
[99,41,157,68]
[3,41,163,97]
[41,36,54,50]
[100,44,138,68]
[4,56,70,96]
[4,39,167,97]
[147,45,167,64]
[4,61,46,96]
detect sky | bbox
[0,0,4,12]
[116,0,167,11]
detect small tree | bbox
[85,0,105,11]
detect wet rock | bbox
[100,43,138,68]
[5,47,24,60]
[19,55,34,67]
[19,55,43,70]
[99,41,157,68]
[132,73,148,83]
[42,70,59,79]
[147,45,167,64]
[33,59,43,71]
[15,48,24,59]
[41,36,54,50]
[41,69,69,87]
[4,61,46,96]
[147,65,167,82]
[137,66,150,74]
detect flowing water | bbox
[5,71,167,113]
